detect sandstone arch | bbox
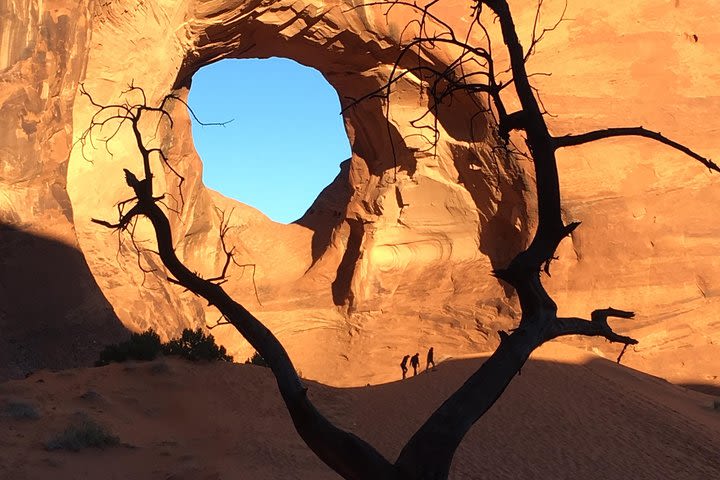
[65,0,524,377]
[1,0,718,390]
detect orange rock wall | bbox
[1,0,718,388]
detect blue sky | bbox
[188,58,352,224]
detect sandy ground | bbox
[1,343,718,480]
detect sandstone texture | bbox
[0,0,718,391]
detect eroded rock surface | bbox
[0,0,718,389]
[0,0,126,380]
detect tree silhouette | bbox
[82,1,716,479]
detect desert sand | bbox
[2,0,720,477]
[1,343,718,479]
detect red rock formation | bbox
[1,0,718,390]
[0,0,126,379]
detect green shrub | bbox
[163,328,233,362]
[95,329,162,366]
[1,401,40,419]
[45,417,119,451]
[96,328,232,366]
[245,351,268,367]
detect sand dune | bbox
[1,343,718,479]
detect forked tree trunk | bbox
[87,1,715,479]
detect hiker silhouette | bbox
[410,353,420,376]
[426,347,435,371]
[400,354,410,379]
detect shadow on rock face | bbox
[295,160,354,266]
[0,223,128,381]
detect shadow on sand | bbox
[0,223,128,381]
[312,355,720,479]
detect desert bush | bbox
[1,400,40,419]
[45,416,119,451]
[95,329,162,366]
[96,328,232,366]
[245,351,268,367]
[163,328,233,362]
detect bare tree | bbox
[83,1,716,479]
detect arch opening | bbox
[187,57,352,224]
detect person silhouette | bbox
[410,353,420,376]
[426,347,435,371]
[400,354,410,379]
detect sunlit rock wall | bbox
[0,0,126,379]
[63,0,528,382]
[1,0,718,388]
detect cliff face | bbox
[0,0,126,379]
[0,0,717,388]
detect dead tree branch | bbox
[84,0,715,478]
[374,1,713,477]
[553,127,719,172]
[85,86,398,480]
[547,308,638,345]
